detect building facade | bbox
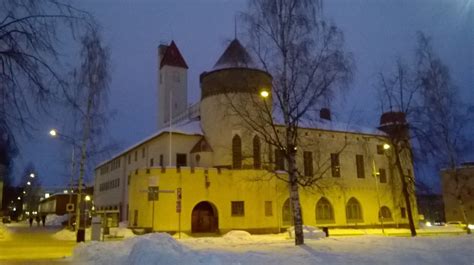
[94,39,418,233]
[441,163,474,224]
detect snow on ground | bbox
[53,226,136,241]
[71,231,474,265]
[45,214,69,226]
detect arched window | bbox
[253,136,261,169]
[379,206,392,220]
[315,197,334,223]
[232,135,242,169]
[282,199,293,226]
[346,197,363,222]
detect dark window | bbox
[316,197,334,223]
[231,201,244,216]
[331,153,340,177]
[134,151,137,161]
[253,136,261,169]
[159,154,164,167]
[303,151,313,176]
[232,135,242,169]
[128,154,131,164]
[142,148,146,158]
[401,207,406,218]
[379,206,392,220]
[176,154,187,167]
[379,168,387,183]
[128,175,130,185]
[265,201,273,216]
[346,197,363,221]
[356,155,365,178]
[376,145,384,154]
[275,149,285,170]
[150,158,154,167]
[282,199,294,226]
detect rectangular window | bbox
[150,158,154,167]
[128,175,130,185]
[128,154,131,164]
[275,149,285,170]
[142,148,145,158]
[356,155,365,178]
[231,201,245,216]
[159,154,164,167]
[331,153,340,178]
[176,153,187,167]
[376,145,384,155]
[265,201,273,216]
[134,151,137,161]
[401,207,406,218]
[379,168,387,183]
[303,151,313,176]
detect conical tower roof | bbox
[160,41,188,69]
[213,39,255,70]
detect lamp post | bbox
[49,128,76,230]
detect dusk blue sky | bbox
[13,0,473,192]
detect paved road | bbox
[0,223,76,264]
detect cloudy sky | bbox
[14,0,473,192]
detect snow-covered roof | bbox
[212,39,257,71]
[96,120,202,168]
[276,118,387,136]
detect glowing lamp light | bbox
[23,191,26,194]
[260,90,269,98]
[49,129,57,137]
[383,143,391,150]
[85,195,91,201]
[45,193,50,198]
[17,196,21,200]
[63,190,68,194]
[27,181,31,186]
[30,173,35,178]
[13,207,16,211]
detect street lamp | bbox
[383,143,391,150]
[27,181,31,186]
[29,173,35,178]
[260,90,269,98]
[49,128,76,231]
[85,195,91,201]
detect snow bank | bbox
[54,228,91,241]
[73,233,220,265]
[45,214,69,226]
[223,230,252,240]
[287,225,326,239]
[108,227,136,238]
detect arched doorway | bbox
[191,201,218,233]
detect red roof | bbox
[160,41,188,69]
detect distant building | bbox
[94,39,418,233]
[416,194,445,223]
[441,162,474,223]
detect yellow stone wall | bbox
[129,166,415,234]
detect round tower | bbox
[200,39,272,168]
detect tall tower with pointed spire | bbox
[158,41,189,129]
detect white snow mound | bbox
[223,230,252,240]
[46,214,69,226]
[287,225,326,239]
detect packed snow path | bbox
[0,222,76,262]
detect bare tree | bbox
[0,0,96,151]
[376,31,472,236]
[414,32,473,233]
[72,26,110,242]
[237,0,354,245]
[376,59,418,236]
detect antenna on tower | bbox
[234,15,237,39]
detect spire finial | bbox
[234,15,237,39]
